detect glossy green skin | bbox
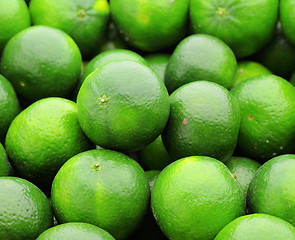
[139,136,171,171]
[226,157,261,196]
[29,0,110,56]
[231,75,295,161]
[232,61,271,88]
[248,155,295,226]
[5,97,92,186]
[165,34,237,94]
[51,149,150,240]
[110,0,189,52]
[0,74,20,140]
[0,177,53,240]
[1,26,82,102]
[0,143,12,176]
[190,0,278,58]
[151,156,245,240]
[145,54,170,81]
[281,0,295,46]
[37,223,115,240]
[77,61,170,152]
[162,81,240,162]
[214,214,295,240]
[81,49,147,82]
[0,0,31,55]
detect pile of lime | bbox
[1,0,295,239]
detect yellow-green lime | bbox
[0,143,12,176]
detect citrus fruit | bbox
[145,54,170,81]
[162,81,240,162]
[165,34,237,93]
[110,0,189,52]
[0,176,53,240]
[77,60,170,152]
[138,136,171,171]
[5,97,92,186]
[232,61,271,88]
[151,156,245,240]
[0,0,31,55]
[36,222,115,240]
[214,214,295,240]
[225,157,261,196]
[0,74,20,141]
[0,143,12,176]
[145,170,160,191]
[281,0,295,46]
[81,49,147,82]
[247,154,295,226]
[190,0,279,58]
[231,75,295,161]
[29,0,110,56]
[51,149,149,240]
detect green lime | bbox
[110,0,189,52]
[162,81,240,162]
[0,143,12,176]
[1,26,82,102]
[145,54,170,81]
[190,0,279,58]
[36,222,115,240]
[77,60,170,152]
[29,0,110,56]
[165,34,237,93]
[0,0,30,55]
[232,61,271,88]
[51,149,149,240]
[0,177,53,240]
[151,156,245,240]
[280,0,295,47]
[248,154,295,226]
[5,97,92,186]
[231,75,295,161]
[0,74,20,141]
[215,214,295,240]
[290,72,295,86]
[145,170,160,191]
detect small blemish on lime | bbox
[248,115,254,120]
[216,7,228,18]
[233,173,238,179]
[20,81,25,87]
[77,8,86,19]
[183,118,188,125]
[91,163,101,172]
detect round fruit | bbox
[0,74,20,141]
[77,60,170,152]
[1,26,82,102]
[190,0,279,58]
[151,156,245,240]
[29,0,110,56]
[162,81,240,162]
[225,157,261,196]
[232,61,271,88]
[0,143,12,176]
[110,0,189,52]
[145,54,170,81]
[214,214,295,240]
[5,97,92,186]
[281,0,295,46]
[51,149,149,240]
[165,34,237,93]
[247,154,295,226]
[231,75,295,161]
[0,177,52,240]
[36,222,115,240]
[81,49,147,82]
[0,0,30,55]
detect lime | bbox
[281,0,295,47]
[145,170,160,191]
[0,143,12,176]
[145,54,170,81]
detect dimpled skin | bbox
[110,0,189,52]
[0,177,53,240]
[247,155,295,226]
[51,149,150,240]
[281,0,295,47]
[165,34,237,94]
[0,0,30,55]
[190,0,278,58]
[29,0,110,56]
[81,49,147,82]
[214,214,295,240]
[0,74,20,141]
[5,98,92,186]
[162,81,240,162]
[231,75,295,161]
[151,156,245,240]
[36,222,115,240]
[145,54,170,82]
[1,26,82,102]
[77,61,170,152]
[0,143,12,176]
